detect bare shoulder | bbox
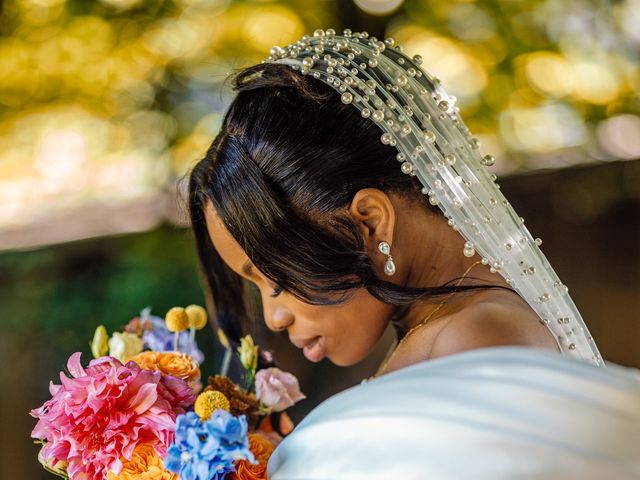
[429,296,559,360]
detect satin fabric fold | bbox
[268,346,640,479]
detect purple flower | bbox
[139,307,205,364]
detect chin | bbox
[327,350,369,367]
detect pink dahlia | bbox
[30,352,195,480]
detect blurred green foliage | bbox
[0,225,218,479]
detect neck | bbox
[392,210,510,337]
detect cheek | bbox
[327,292,393,366]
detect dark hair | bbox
[188,62,506,346]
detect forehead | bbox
[203,202,249,276]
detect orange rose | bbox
[248,433,276,464]
[106,444,177,480]
[227,433,276,480]
[228,461,267,480]
[129,351,201,392]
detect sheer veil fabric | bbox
[258,29,639,478]
[267,347,640,479]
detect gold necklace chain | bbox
[373,260,482,378]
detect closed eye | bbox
[242,260,283,298]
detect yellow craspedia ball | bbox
[195,390,230,420]
[185,304,208,330]
[165,307,189,333]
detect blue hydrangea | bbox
[139,307,205,363]
[164,411,255,480]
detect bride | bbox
[186,29,640,478]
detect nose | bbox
[265,306,294,332]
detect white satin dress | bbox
[267,346,640,479]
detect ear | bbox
[347,188,396,251]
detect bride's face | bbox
[204,204,393,366]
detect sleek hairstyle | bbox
[188,62,506,346]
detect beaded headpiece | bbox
[261,28,603,366]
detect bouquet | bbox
[30,305,305,480]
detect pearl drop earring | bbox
[378,241,396,276]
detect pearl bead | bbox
[463,246,475,258]
[423,130,436,143]
[361,108,371,118]
[400,161,413,174]
[384,258,396,276]
[396,152,406,162]
[313,29,325,37]
[372,110,384,121]
[381,133,393,145]
[270,46,282,57]
[481,154,495,167]
[412,54,423,65]
[341,92,353,104]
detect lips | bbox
[290,335,325,362]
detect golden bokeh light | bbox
[571,61,620,105]
[499,104,588,154]
[0,0,637,247]
[525,52,574,98]
[354,0,404,16]
[242,5,306,52]
[390,24,487,104]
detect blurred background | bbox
[1,0,639,477]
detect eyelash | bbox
[270,284,284,298]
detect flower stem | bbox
[221,348,231,376]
